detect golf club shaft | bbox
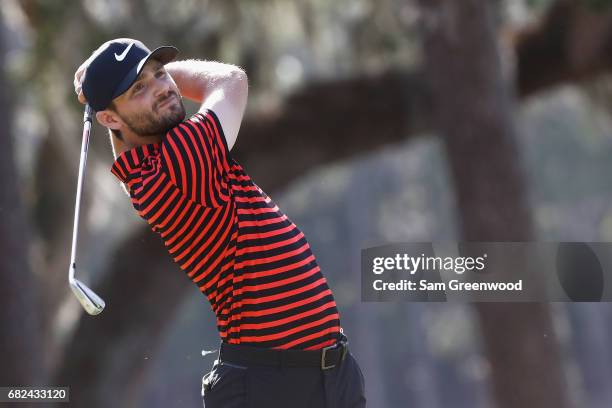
[69,104,93,281]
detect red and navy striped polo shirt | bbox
[110,110,341,350]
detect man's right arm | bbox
[165,60,248,151]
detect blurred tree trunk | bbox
[0,13,43,387]
[417,1,571,408]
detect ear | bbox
[96,109,123,131]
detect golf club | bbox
[68,103,105,315]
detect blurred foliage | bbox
[10,0,421,101]
[526,0,612,12]
[584,0,612,11]
[525,0,555,11]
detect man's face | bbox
[111,59,186,137]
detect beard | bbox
[119,92,186,137]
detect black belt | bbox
[219,333,349,370]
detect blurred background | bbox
[2,0,612,407]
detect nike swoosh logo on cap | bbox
[114,43,134,62]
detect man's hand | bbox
[74,60,88,104]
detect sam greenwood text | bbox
[372,279,523,291]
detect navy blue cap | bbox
[82,38,178,111]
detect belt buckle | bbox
[321,343,337,370]
[321,339,348,370]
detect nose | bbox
[153,77,172,99]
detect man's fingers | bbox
[74,60,89,104]
[74,79,87,104]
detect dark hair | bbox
[107,101,124,141]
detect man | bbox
[74,38,366,407]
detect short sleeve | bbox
[160,109,232,207]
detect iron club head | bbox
[69,264,105,315]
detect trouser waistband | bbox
[219,333,349,370]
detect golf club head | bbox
[69,270,105,315]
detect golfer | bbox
[74,38,366,407]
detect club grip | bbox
[83,104,94,123]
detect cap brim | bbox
[112,45,179,100]
[148,45,179,65]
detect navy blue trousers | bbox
[201,349,366,407]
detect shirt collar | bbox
[110,142,161,183]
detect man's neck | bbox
[128,134,163,148]
[122,131,163,153]
[111,131,163,158]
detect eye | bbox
[133,82,145,93]
[155,70,166,78]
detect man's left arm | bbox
[165,59,248,151]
